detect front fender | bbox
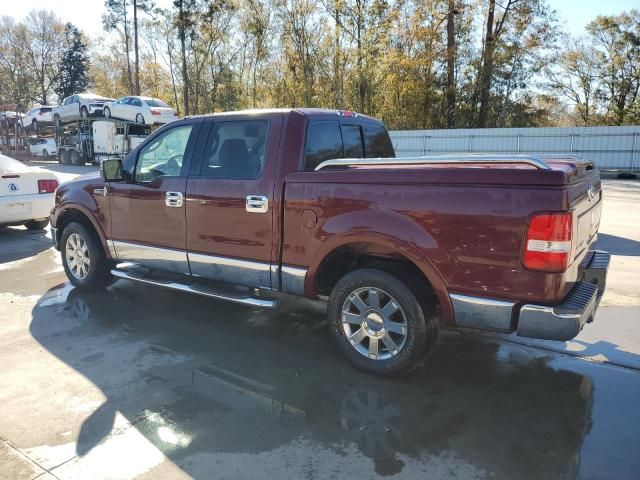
[52,183,112,258]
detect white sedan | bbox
[0,154,59,230]
[29,138,57,157]
[103,96,178,125]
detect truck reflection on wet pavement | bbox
[23,280,636,479]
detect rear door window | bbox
[304,120,343,171]
[363,123,395,158]
[199,120,269,179]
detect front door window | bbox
[135,125,193,182]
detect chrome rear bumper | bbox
[450,250,611,341]
[517,251,610,341]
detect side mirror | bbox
[101,158,123,182]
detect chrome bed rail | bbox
[314,154,554,171]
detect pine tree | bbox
[54,23,90,100]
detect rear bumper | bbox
[450,250,611,341]
[516,251,610,340]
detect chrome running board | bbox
[111,266,276,308]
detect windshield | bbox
[144,99,171,108]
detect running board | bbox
[111,267,276,308]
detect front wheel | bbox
[103,106,111,118]
[80,106,88,118]
[61,222,114,290]
[32,119,38,132]
[328,269,437,376]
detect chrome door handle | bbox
[166,191,184,208]
[246,195,268,213]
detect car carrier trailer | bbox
[54,118,153,166]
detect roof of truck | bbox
[188,108,383,123]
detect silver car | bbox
[52,94,115,124]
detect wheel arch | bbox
[54,205,112,259]
[306,235,454,325]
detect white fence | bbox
[388,126,640,171]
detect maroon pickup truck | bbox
[50,108,610,375]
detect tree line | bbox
[1,1,639,130]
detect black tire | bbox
[42,149,49,157]
[136,113,145,124]
[60,222,114,291]
[32,119,38,132]
[70,150,83,166]
[80,106,89,118]
[25,219,49,230]
[103,106,111,118]
[60,149,70,165]
[328,269,437,376]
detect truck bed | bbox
[282,155,602,325]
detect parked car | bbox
[28,138,57,157]
[52,94,115,124]
[0,154,58,230]
[23,106,54,131]
[50,108,610,375]
[103,96,178,125]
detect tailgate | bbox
[566,165,602,264]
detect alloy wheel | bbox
[65,233,91,280]
[341,287,408,360]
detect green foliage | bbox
[54,24,90,100]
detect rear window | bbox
[304,121,343,171]
[342,124,364,158]
[363,123,394,158]
[145,99,171,108]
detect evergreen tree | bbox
[54,23,90,100]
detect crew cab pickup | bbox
[50,108,610,375]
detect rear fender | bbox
[306,210,455,324]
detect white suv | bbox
[52,94,115,124]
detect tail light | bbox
[38,179,58,193]
[151,109,161,116]
[523,212,573,273]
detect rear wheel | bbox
[103,106,111,118]
[70,150,83,166]
[328,269,437,376]
[42,149,49,157]
[136,113,145,124]
[61,222,113,290]
[60,149,70,165]
[25,219,49,230]
[31,119,38,132]
[80,106,89,118]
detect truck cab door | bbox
[185,114,283,289]
[107,120,202,274]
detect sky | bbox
[0,0,637,39]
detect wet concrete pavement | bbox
[0,175,639,479]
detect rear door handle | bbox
[166,191,184,208]
[246,195,268,213]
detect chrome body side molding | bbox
[111,240,190,275]
[281,265,307,296]
[188,252,272,289]
[450,293,515,332]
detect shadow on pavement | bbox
[0,226,51,263]
[27,281,603,479]
[596,233,640,256]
